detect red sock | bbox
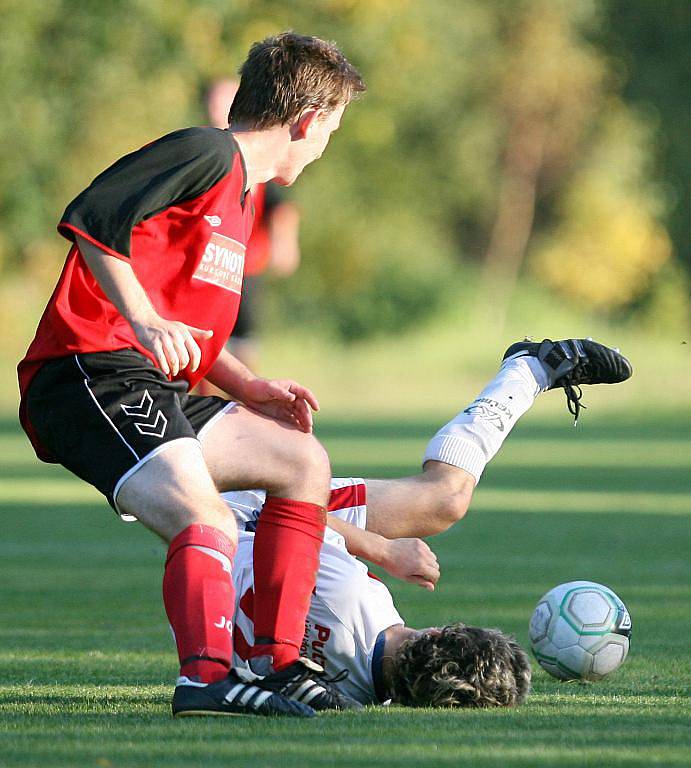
[162,524,236,684]
[250,496,326,671]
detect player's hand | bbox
[380,538,440,591]
[131,314,213,377]
[240,377,320,433]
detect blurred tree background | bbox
[0,0,689,349]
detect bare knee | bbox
[275,434,331,504]
[201,406,331,505]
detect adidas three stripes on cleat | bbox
[172,670,315,718]
[249,657,363,711]
[503,338,633,422]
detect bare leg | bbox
[364,462,475,539]
[117,403,332,680]
[363,356,543,539]
[117,438,234,542]
[115,404,331,539]
[116,438,240,685]
[200,404,330,504]
[199,403,331,672]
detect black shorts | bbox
[25,349,233,514]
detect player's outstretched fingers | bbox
[288,382,320,412]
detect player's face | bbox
[274,103,346,185]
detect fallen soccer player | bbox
[173,338,632,713]
[196,477,533,710]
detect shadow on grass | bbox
[2,411,690,443]
[314,414,691,442]
[328,463,691,495]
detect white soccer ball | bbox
[529,580,631,681]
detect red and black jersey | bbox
[244,182,284,276]
[18,127,254,456]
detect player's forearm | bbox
[78,234,213,377]
[327,515,389,566]
[327,515,440,590]
[76,235,157,328]
[205,347,258,399]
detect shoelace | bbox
[323,668,349,685]
[563,381,586,424]
[287,665,349,687]
[287,666,351,707]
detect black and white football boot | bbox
[171,669,315,718]
[244,657,363,712]
[503,337,633,423]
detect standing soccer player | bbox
[201,77,302,379]
[18,33,365,718]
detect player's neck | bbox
[380,624,417,698]
[230,126,287,189]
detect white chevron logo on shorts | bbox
[121,390,168,438]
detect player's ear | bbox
[290,108,321,140]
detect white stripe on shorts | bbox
[196,400,238,441]
[74,355,140,461]
[112,437,200,521]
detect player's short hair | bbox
[229,32,365,129]
[390,623,531,708]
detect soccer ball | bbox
[529,580,631,681]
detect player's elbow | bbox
[429,483,473,534]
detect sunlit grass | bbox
[0,408,689,767]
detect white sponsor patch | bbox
[193,232,245,294]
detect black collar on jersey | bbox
[227,130,250,209]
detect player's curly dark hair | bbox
[230,32,365,129]
[390,623,531,708]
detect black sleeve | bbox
[262,181,286,215]
[58,127,238,257]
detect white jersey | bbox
[221,478,403,705]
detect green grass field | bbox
[0,407,689,768]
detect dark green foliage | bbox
[603,0,691,274]
[1,1,689,341]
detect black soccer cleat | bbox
[171,670,316,718]
[503,338,633,422]
[249,657,363,711]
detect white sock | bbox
[423,357,543,483]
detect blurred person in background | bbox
[202,78,301,382]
